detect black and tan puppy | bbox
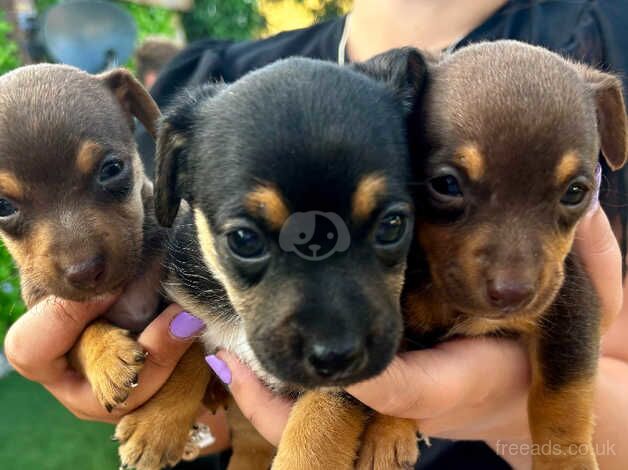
[364,40,627,470]
[0,65,210,470]
[154,51,426,469]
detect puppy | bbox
[0,65,210,470]
[154,50,427,469]
[361,40,627,470]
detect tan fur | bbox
[356,415,418,470]
[245,184,290,230]
[226,397,276,470]
[0,170,23,200]
[273,391,368,470]
[116,343,211,470]
[555,151,581,186]
[68,319,145,411]
[528,342,598,469]
[454,144,485,180]
[76,140,101,174]
[352,174,387,222]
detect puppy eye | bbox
[560,182,589,206]
[0,198,17,218]
[428,174,463,199]
[375,214,407,245]
[98,156,125,184]
[227,228,267,259]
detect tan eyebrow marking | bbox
[245,184,291,230]
[454,144,485,180]
[0,170,23,200]
[555,151,581,185]
[352,173,388,222]
[76,140,102,174]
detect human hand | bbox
[4,298,202,423]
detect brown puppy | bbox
[0,65,211,470]
[359,41,627,469]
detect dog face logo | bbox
[279,211,350,261]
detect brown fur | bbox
[0,170,23,199]
[75,140,102,174]
[273,392,368,470]
[555,151,581,186]
[356,415,419,470]
[393,40,627,469]
[227,397,276,470]
[115,343,211,469]
[351,173,387,222]
[0,65,205,470]
[245,184,291,231]
[454,144,484,180]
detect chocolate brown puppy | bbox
[0,65,210,470]
[361,40,626,470]
[154,51,427,469]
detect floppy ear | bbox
[351,47,428,114]
[577,65,628,170]
[154,84,221,227]
[154,119,187,227]
[97,68,161,139]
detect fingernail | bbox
[588,164,602,213]
[206,354,232,385]
[169,311,205,339]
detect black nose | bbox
[65,255,106,289]
[306,339,363,378]
[486,278,534,310]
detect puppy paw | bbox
[77,324,146,412]
[356,415,419,470]
[115,405,195,470]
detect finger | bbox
[3,294,119,383]
[215,350,292,446]
[45,305,204,420]
[574,206,623,331]
[347,337,529,420]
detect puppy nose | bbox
[65,255,105,289]
[306,339,363,378]
[486,278,534,310]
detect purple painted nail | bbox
[169,311,204,339]
[206,355,232,385]
[588,164,602,213]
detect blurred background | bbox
[0,1,348,468]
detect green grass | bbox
[0,372,118,470]
[0,242,25,347]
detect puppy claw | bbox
[116,406,194,470]
[357,416,419,470]
[81,327,145,412]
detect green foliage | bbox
[118,2,177,41]
[0,242,24,347]
[181,0,265,41]
[0,12,21,76]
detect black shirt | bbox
[143,1,627,468]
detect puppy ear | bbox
[577,65,627,170]
[154,119,187,228]
[154,84,220,227]
[352,47,428,114]
[97,68,161,139]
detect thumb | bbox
[574,205,623,331]
[213,350,292,446]
[4,294,120,382]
